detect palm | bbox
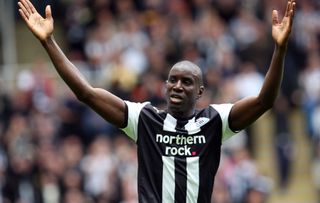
[272,16,291,46]
[18,0,53,41]
[27,13,53,40]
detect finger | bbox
[285,0,292,17]
[21,0,33,15]
[288,2,296,27]
[291,1,296,18]
[18,8,28,22]
[45,5,52,20]
[18,1,30,18]
[272,10,279,26]
[25,0,37,14]
[290,0,296,12]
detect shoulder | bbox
[210,103,233,114]
[195,103,233,118]
[125,100,163,118]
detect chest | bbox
[136,111,223,157]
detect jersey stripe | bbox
[162,156,175,203]
[174,157,187,203]
[184,117,201,135]
[186,156,200,203]
[163,114,177,132]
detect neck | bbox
[167,108,195,119]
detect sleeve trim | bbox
[121,101,128,129]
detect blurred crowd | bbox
[0,0,320,202]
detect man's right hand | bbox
[18,0,54,42]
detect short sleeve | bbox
[121,101,149,142]
[210,103,238,142]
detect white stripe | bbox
[163,114,177,132]
[122,101,149,142]
[186,157,199,203]
[162,156,175,203]
[210,104,236,142]
[184,117,200,135]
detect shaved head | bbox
[165,60,205,118]
[170,60,203,86]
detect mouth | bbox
[169,94,183,104]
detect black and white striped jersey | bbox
[121,101,236,203]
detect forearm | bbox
[229,45,288,131]
[258,44,287,108]
[41,35,127,127]
[41,35,92,100]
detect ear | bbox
[197,86,205,99]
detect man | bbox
[18,0,296,202]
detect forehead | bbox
[169,65,199,79]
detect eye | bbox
[168,77,177,83]
[182,78,193,86]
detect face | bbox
[165,62,204,118]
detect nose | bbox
[173,80,183,90]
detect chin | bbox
[168,103,181,111]
[169,100,183,107]
[168,104,187,115]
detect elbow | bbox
[263,102,274,111]
[77,93,93,104]
[76,93,90,103]
[75,88,94,104]
[257,91,279,111]
[257,96,275,112]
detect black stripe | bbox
[174,118,188,202]
[121,101,129,128]
[174,157,187,203]
[175,119,188,132]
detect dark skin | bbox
[18,0,296,131]
[165,61,204,119]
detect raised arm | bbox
[18,0,126,128]
[229,0,296,131]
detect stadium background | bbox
[0,0,319,202]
